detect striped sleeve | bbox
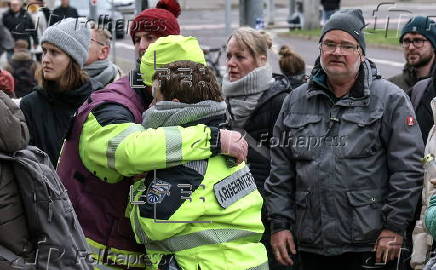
[79,112,214,183]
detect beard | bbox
[407,52,435,68]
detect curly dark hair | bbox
[152,60,223,104]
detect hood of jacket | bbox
[308,57,379,99]
[252,73,291,112]
[401,62,435,87]
[35,78,102,108]
[285,72,307,89]
[0,92,29,153]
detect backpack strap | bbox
[411,78,432,110]
[0,243,24,268]
[0,152,14,161]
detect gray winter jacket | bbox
[0,91,32,264]
[264,58,424,256]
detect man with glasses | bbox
[265,9,424,270]
[389,16,436,94]
[84,27,124,87]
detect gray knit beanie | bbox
[320,9,366,55]
[41,18,90,68]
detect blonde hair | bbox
[93,28,112,46]
[227,27,272,60]
[278,45,305,76]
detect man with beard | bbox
[389,16,436,94]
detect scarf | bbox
[222,65,273,128]
[142,100,227,128]
[84,59,119,87]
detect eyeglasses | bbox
[320,41,360,55]
[401,38,429,48]
[91,38,106,46]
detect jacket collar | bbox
[130,68,153,109]
[402,64,418,87]
[36,78,101,107]
[402,61,435,86]
[251,73,291,114]
[9,8,26,16]
[307,57,379,106]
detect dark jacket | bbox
[389,64,433,94]
[0,92,32,262]
[321,0,340,11]
[49,5,78,26]
[0,19,14,54]
[2,8,38,47]
[411,67,436,144]
[4,51,38,98]
[238,74,291,270]
[20,79,101,166]
[265,59,424,256]
[241,73,291,194]
[56,75,147,268]
[284,72,307,90]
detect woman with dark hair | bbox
[20,18,101,166]
[223,26,292,270]
[278,45,307,89]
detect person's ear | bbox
[98,46,110,60]
[257,55,267,66]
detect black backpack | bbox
[0,146,92,269]
[8,59,36,98]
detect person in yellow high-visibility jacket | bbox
[130,41,268,270]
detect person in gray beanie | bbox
[319,8,366,54]
[40,17,90,68]
[389,16,436,93]
[265,8,423,270]
[19,17,102,166]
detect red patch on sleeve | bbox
[406,116,416,126]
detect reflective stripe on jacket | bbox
[57,76,218,270]
[131,159,267,270]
